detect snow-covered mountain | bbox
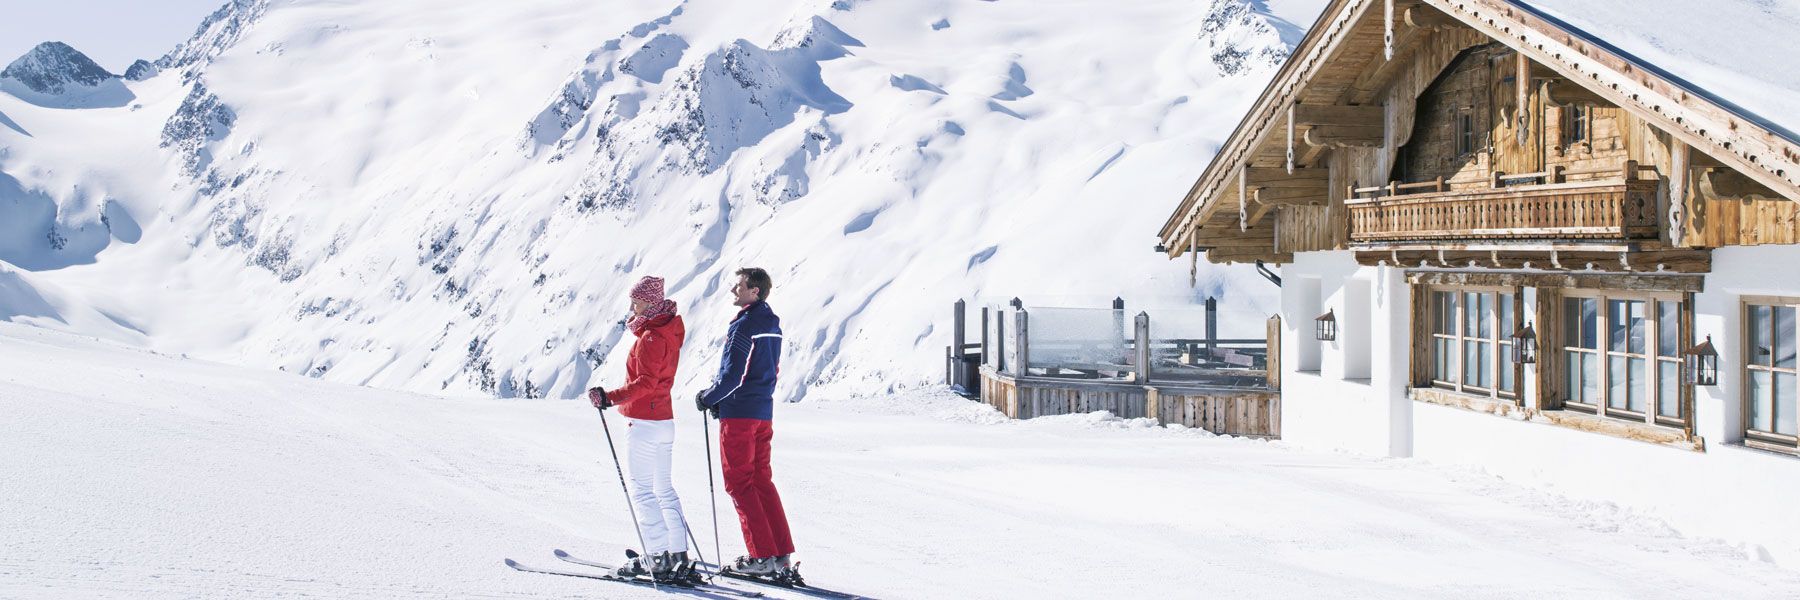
[0,0,1312,401]
[0,41,132,108]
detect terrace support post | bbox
[1670,142,1689,246]
[1134,312,1153,385]
[979,306,990,366]
[1515,49,1530,147]
[1205,296,1219,366]
[1112,297,1128,368]
[951,299,967,389]
[1286,103,1295,174]
[996,314,1007,374]
[1013,304,1030,378]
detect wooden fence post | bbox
[996,312,1007,374]
[1205,297,1218,365]
[1266,315,1282,389]
[949,299,966,387]
[1014,308,1030,377]
[1135,311,1152,384]
[979,306,989,367]
[1112,297,1127,366]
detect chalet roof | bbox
[1517,0,1800,145]
[1157,0,1800,257]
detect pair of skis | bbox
[698,560,868,599]
[505,549,760,598]
[504,549,868,599]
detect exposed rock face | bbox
[1,42,118,94]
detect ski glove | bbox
[588,387,612,410]
[694,392,716,417]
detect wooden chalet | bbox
[1156,0,1800,567]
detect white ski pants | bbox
[626,418,688,554]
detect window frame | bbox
[1561,103,1593,149]
[1558,289,1689,428]
[1426,284,1520,402]
[1742,295,1800,451]
[1456,109,1477,156]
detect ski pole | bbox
[704,408,724,580]
[597,406,657,589]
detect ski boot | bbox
[615,552,649,579]
[770,554,805,586]
[729,554,779,577]
[657,551,702,584]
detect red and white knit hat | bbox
[630,276,665,304]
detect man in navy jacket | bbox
[696,267,793,577]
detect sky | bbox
[0,0,226,73]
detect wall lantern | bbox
[1684,335,1719,386]
[1314,309,1337,342]
[1511,322,1538,364]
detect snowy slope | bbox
[0,0,1301,402]
[5,323,1799,599]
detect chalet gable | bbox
[1159,0,1800,272]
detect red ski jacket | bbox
[607,313,685,420]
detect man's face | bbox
[730,275,758,307]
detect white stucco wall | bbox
[1278,251,1411,457]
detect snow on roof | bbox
[1512,0,1800,144]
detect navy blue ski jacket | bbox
[698,300,783,420]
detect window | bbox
[1430,287,1518,400]
[1562,104,1592,147]
[1560,291,1687,426]
[1744,297,1800,450]
[1456,110,1476,155]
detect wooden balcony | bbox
[1346,168,1661,244]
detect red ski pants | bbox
[718,418,794,559]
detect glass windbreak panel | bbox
[1751,370,1773,431]
[1776,306,1796,370]
[1657,301,1679,357]
[1609,300,1644,354]
[1024,307,1131,374]
[1608,355,1628,410]
[1751,305,1773,367]
[1778,372,1798,436]
[1657,361,1680,418]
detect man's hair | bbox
[735,267,772,302]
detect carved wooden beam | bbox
[1544,79,1608,106]
[1304,124,1385,147]
[1294,104,1384,127]
[1244,167,1331,187]
[1403,5,1457,30]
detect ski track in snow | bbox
[5,323,1800,599]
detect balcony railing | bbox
[1345,164,1660,243]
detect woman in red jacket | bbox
[588,276,691,581]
